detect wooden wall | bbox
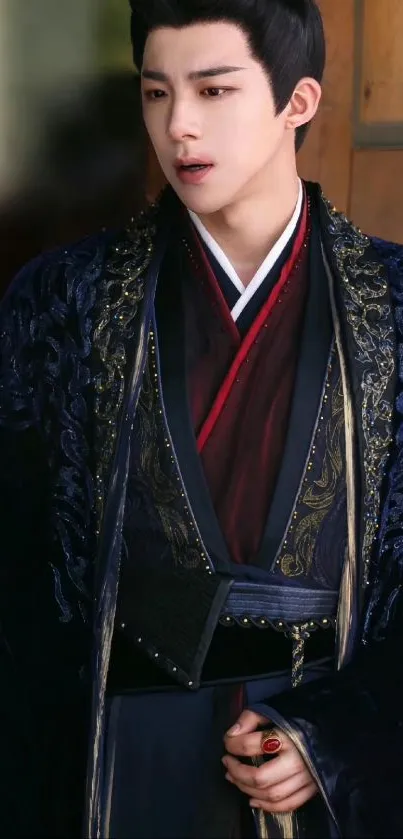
[298,0,355,214]
[299,0,403,242]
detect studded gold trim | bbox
[134,328,214,577]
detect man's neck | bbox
[195,171,301,288]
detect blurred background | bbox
[0,0,402,297]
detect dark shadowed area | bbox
[0,71,149,298]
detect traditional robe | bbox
[0,182,403,839]
[104,185,341,836]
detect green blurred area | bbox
[98,0,135,72]
[0,0,146,296]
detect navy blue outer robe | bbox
[1,182,403,837]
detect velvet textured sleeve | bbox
[0,256,55,649]
[0,257,55,835]
[249,235,403,838]
[248,240,403,838]
[0,244,99,836]
[250,621,403,837]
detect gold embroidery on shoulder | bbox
[93,209,157,534]
[323,197,395,586]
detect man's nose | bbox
[167,99,201,142]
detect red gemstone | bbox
[262,737,281,755]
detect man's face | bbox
[141,22,292,215]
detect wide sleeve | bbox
[0,252,94,836]
[0,256,54,625]
[248,243,403,838]
[0,258,56,835]
[1,235,101,636]
[250,606,403,837]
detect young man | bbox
[1,1,403,837]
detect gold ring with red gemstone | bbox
[260,729,283,755]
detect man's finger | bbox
[223,752,298,789]
[225,768,305,801]
[250,782,318,813]
[226,710,268,737]
[262,771,309,804]
[224,728,284,758]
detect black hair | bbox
[129,0,325,150]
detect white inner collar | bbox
[188,180,303,322]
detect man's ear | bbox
[285,77,322,131]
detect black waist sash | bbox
[116,575,337,690]
[109,619,335,693]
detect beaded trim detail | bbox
[218,615,335,632]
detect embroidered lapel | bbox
[155,235,232,569]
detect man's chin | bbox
[174,187,230,217]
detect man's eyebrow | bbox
[141,66,246,82]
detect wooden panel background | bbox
[299,0,403,241]
[350,150,403,241]
[359,0,403,124]
[298,0,355,214]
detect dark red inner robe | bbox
[184,198,311,565]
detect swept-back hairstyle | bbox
[129,0,325,150]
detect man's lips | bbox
[175,158,214,185]
[175,157,214,169]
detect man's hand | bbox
[223,710,318,813]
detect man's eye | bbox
[202,87,228,98]
[144,89,167,101]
